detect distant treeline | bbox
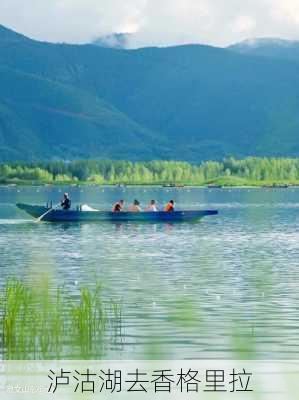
[1,157,299,185]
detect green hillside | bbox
[0,65,166,161]
[1,25,299,161]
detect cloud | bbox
[231,16,257,34]
[271,0,299,24]
[1,0,299,47]
[0,0,145,43]
[127,0,216,47]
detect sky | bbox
[1,0,299,47]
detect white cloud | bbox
[1,0,299,47]
[231,16,256,34]
[128,0,216,47]
[271,0,299,24]
[0,0,145,43]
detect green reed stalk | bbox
[0,280,121,360]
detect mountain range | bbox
[228,38,299,62]
[1,25,299,162]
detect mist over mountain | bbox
[91,33,131,49]
[228,37,299,62]
[1,25,299,162]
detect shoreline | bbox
[1,180,299,189]
[2,157,299,189]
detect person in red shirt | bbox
[164,200,175,212]
[112,199,124,212]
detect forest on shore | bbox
[1,157,299,186]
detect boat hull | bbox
[16,203,218,222]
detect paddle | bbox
[36,203,60,222]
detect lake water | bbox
[1,185,299,359]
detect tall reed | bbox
[0,280,121,360]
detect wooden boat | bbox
[17,203,218,222]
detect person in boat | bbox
[61,193,71,210]
[128,199,141,212]
[164,200,175,212]
[112,199,124,212]
[145,200,158,212]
